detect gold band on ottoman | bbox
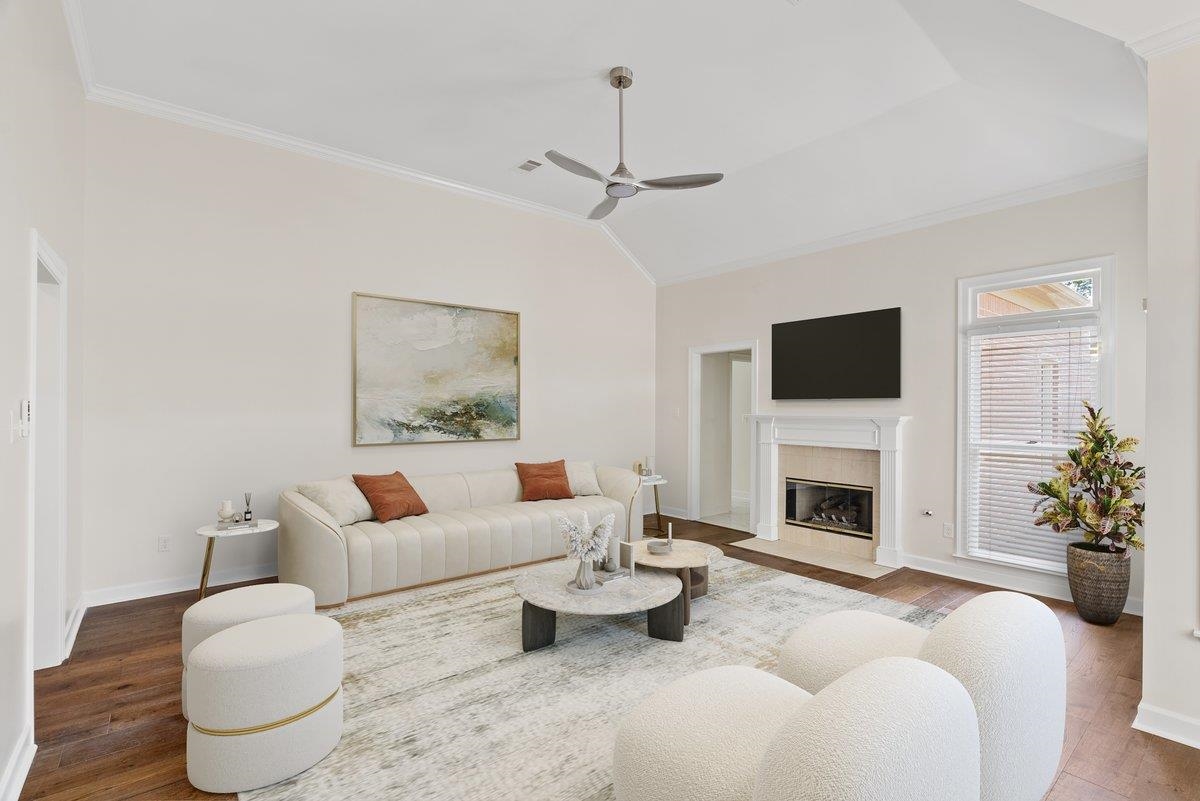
[190,687,340,737]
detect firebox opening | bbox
[785,477,874,540]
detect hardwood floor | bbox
[21,516,1199,800]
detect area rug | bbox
[242,556,942,801]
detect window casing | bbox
[956,257,1115,574]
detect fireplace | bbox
[785,477,874,540]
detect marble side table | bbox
[632,539,722,625]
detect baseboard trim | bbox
[659,505,689,520]
[1133,702,1200,750]
[0,725,35,801]
[874,546,903,569]
[62,599,86,659]
[82,562,277,609]
[900,553,1143,616]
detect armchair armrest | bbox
[776,610,928,693]
[597,465,643,544]
[278,490,350,606]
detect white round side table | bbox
[195,519,279,599]
[641,475,668,532]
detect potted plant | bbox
[1028,402,1145,625]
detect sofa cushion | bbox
[406,472,471,513]
[352,472,429,522]
[464,468,523,508]
[566,461,603,496]
[295,476,373,525]
[515,460,573,501]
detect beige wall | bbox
[79,103,655,598]
[0,0,85,783]
[657,178,1148,604]
[1138,42,1200,745]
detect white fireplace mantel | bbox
[749,415,910,568]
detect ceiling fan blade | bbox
[588,196,619,220]
[638,173,724,190]
[545,150,608,183]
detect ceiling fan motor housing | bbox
[608,66,633,89]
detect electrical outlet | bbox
[942,523,954,540]
[157,536,171,552]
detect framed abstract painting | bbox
[352,292,520,445]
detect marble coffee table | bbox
[633,539,723,625]
[514,561,684,652]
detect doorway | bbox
[30,234,68,670]
[687,341,757,533]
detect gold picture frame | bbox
[352,292,520,446]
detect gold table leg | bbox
[653,484,663,533]
[198,537,216,600]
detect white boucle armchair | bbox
[777,591,1066,801]
[613,658,980,801]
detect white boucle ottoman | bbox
[181,583,316,718]
[186,614,344,794]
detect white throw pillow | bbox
[295,476,373,525]
[566,461,603,496]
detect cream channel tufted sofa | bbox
[278,463,643,606]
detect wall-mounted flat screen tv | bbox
[771,307,901,399]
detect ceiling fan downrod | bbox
[610,66,634,183]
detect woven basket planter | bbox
[1066,543,1130,625]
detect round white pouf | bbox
[186,614,344,794]
[181,583,316,718]
[613,666,810,801]
[776,609,929,693]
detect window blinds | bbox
[963,323,1101,570]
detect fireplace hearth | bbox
[785,477,874,540]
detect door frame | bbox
[27,229,70,675]
[687,340,759,521]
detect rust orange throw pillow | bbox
[352,472,428,522]
[515,459,574,501]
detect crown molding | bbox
[1128,16,1200,60]
[655,158,1148,287]
[87,84,594,224]
[598,225,656,286]
[60,0,94,89]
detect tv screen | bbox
[772,308,901,399]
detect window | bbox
[957,258,1114,573]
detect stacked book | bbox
[216,520,260,532]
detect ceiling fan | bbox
[545,66,723,220]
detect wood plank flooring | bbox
[21,516,1199,800]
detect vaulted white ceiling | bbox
[70,0,1150,284]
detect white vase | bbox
[575,559,596,590]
